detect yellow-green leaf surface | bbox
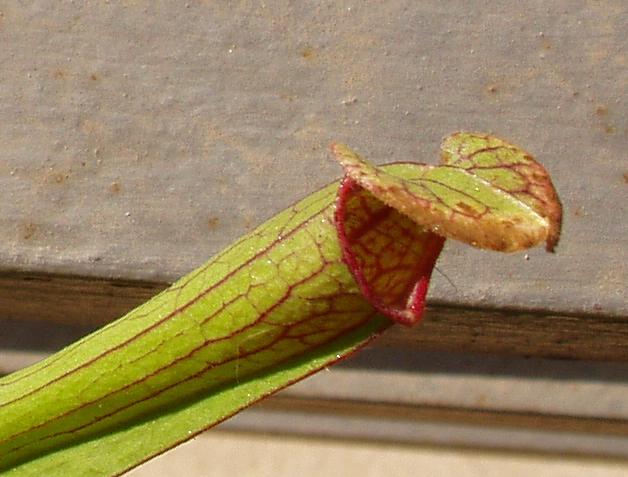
[334,132,561,252]
[0,133,562,476]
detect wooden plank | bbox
[0,271,159,328]
[222,405,628,459]
[221,348,628,458]
[222,345,628,458]
[280,349,628,422]
[4,340,628,456]
[1,272,627,361]
[256,397,628,438]
[0,1,625,325]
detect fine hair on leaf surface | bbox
[0,132,562,476]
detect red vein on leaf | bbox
[1,250,363,451]
[4,310,378,458]
[0,205,331,403]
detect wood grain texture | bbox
[1,271,627,361]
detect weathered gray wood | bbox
[0,1,625,319]
[0,1,626,457]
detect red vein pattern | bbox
[332,137,561,253]
[0,169,441,470]
[0,133,561,473]
[335,177,444,325]
[440,132,562,251]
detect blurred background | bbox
[0,1,626,475]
